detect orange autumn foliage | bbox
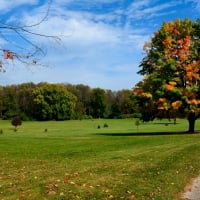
[171,101,182,109]
[173,29,180,35]
[187,99,200,105]
[165,84,174,91]
[166,22,174,33]
[183,36,191,45]
[177,39,184,46]
[185,72,193,81]
[162,37,172,48]
[158,102,168,110]
[3,50,15,60]
[158,98,167,103]
[185,62,200,82]
[181,45,189,51]
[172,50,178,55]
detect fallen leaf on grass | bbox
[127,195,136,200]
[48,190,57,195]
[60,192,64,196]
[69,181,75,185]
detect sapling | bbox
[11,116,22,131]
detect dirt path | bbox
[181,176,200,200]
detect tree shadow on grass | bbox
[142,122,180,125]
[97,131,200,137]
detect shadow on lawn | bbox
[142,122,180,125]
[97,131,200,137]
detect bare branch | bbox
[0,1,61,71]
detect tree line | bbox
[0,82,140,121]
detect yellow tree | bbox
[134,18,200,133]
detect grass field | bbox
[0,118,200,200]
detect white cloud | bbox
[0,0,149,89]
[129,0,150,10]
[49,17,120,44]
[0,0,199,90]
[21,3,148,49]
[126,1,180,20]
[185,0,200,10]
[53,0,122,6]
[0,0,38,12]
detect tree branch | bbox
[0,1,61,70]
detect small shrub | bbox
[103,123,109,128]
[97,125,101,129]
[11,116,22,131]
[44,128,48,132]
[0,129,3,134]
[135,119,140,129]
[81,115,93,120]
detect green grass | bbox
[0,119,200,200]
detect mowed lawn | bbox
[0,119,200,200]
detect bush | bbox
[103,123,109,128]
[135,118,140,129]
[11,116,22,131]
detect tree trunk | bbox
[187,112,196,133]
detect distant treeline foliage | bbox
[0,82,140,121]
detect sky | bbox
[0,0,200,90]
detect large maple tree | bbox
[134,18,200,133]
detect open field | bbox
[0,118,200,200]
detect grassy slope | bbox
[0,119,199,200]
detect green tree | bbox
[0,86,3,119]
[17,82,37,120]
[2,85,20,119]
[117,90,138,117]
[66,84,92,119]
[32,83,76,120]
[109,103,121,119]
[1,83,36,120]
[104,90,117,118]
[90,88,106,118]
[108,90,139,118]
[134,18,200,133]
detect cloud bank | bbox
[0,0,199,90]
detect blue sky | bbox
[0,0,200,90]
